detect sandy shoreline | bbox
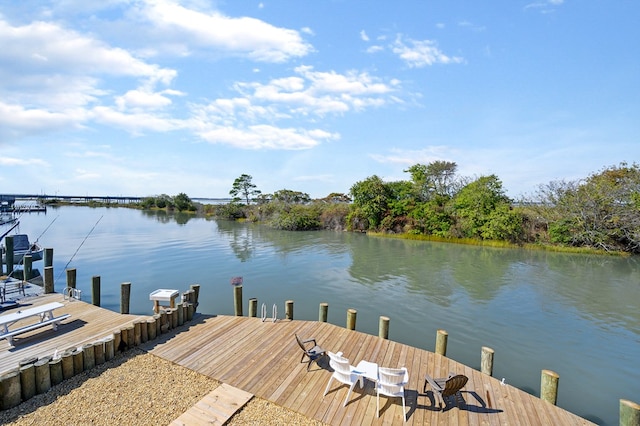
[0,349,325,426]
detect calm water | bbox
[6,206,640,425]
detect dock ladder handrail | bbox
[63,286,82,301]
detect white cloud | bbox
[360,30,369,41]
[139,0,313,62]
[0,157,49,167]
[392,35,464,67]
[197,124,337,150]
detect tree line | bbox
[213,162,640,254]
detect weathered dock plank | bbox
[145,315,595,426]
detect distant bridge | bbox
[1,194,143,205]
[1,194,232,206]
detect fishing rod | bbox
[34,215,59,243]
[0,220,20,241]
[55,215,103,282]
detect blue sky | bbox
[0,1,638,200]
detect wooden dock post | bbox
[49,358,63,386]
[379,316,390,339]
[71,348,83,374]
[190,284,200,308]
[44,248,54,268]
[120,282,131,314]
[540,369,559,405]
[346,308,357,330]
[23,254,32,281]
[0,370,21,409]
[94,341,105,365]
[113,330,122,353]
[481,346,495,376]
[91,275,101,307]
[34,358,51,394]
[61,350,74,379]
[44,266,54,293]
[126,325,135,347]
[285,300,294,320]
[620,399,640,426]
[66,268,77,289]
[249,298,258,317]
[20,363,36,401]
[141,318,149,342]
[234,285,243,316]
[187,303,195,321]
[82,343,95,371]
[319,303,328,322]
[435,329,448,356]
[4,236,14,275]
[147,318,157,341]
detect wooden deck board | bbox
[145,316,594,426]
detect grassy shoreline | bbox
[366,231,629,257]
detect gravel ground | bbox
[0,349,325,426]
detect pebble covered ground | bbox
[0,349,325,426]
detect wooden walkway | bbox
[0,293,150,374]
[146,315,595,426]
[170,383,253,426]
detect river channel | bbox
[6,205,640,425]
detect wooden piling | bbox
[113,330,122,353]
[141,318,149,342]
[44,248,54,268]
[234,285,243,316]
[49,358,63,386]
[94,341,105,365]
[126,325,134,347]
[187,304,194,321]
[91,275,101,307]
[435,329,448,356]
[61,350,74,380]
[104,336,115,361]
[34,358,51,394]
[319,303,328,322]
[1,370,21,410]
[346,309,357,330]
[620,399,640,426]
[133,321,142,346]
[23,254,32,281]
[72,348,83,374]
[285,300,294,320]
[190,284,200,308]
[44,266,54,293]
[249,298,258,317]
[20,363,36,401]
[82,343,95,371]
[120,282,131,314]
[481,346,495,376]
[4,236,14,275]
[66,268,77,289]
[379,316,390,339]
[154,314,162,336]
[147,318,157,341]
[540,369,559,405]
[159,312,168,333]
[176,302,184,326]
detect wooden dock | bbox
[0,293,150,374]
[0,296,596,425]
[145,315,595,425]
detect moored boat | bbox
[1,234,44,264]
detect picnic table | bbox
[0,302,70,347]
